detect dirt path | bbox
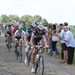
[0,34,75,75]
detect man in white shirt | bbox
[59,26,75,65]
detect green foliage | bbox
[41,18,48,26]
[8,15,20,22]
[21,15,32,22]
[1,14,8,23]
[0,14,49,26]
[33,15,42,22]
[70,28,75,38]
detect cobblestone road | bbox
[0,34,75,75]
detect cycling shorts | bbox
[7,32,12,36]
[15,36,21,41]
[33,37,43,45]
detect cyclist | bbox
[5,24,13,47]
[30,23,49,72]
[24,22,37,64]
[14,26,26,54]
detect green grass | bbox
[70,28,75,38]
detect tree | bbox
[41,18,48,26]
[21,15,33,22]
[1,14,8,23]
[33,15,42,22]
[8,15,20,22]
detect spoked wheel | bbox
[18,50,22,63]
[35,62,38,74]
[27,55,30,66]
[35,55,44,75]
[16,49,19,60]
[27,51,31,66]
[7,42,11,52]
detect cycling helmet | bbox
[8,24,11,27]
[37,24,44,30]
[31,22,36,27]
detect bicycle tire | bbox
[27,52,31,66]
[35,55,44,75]
[16,49,19,60]
[35,62,38,74]
[7,38,11,52]
[18,47,22,63]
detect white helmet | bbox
[37,24,44,30]
[31,22,36,27]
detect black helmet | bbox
[8,24,11,27]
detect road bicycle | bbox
[34,44,44,75]
[15,40,22,63]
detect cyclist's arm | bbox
[30,32,35,47]
[30,36,34,47]
[44,29,49,47]
[5,30,8,36]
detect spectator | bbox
[47,25,59,56]
[21,21,26,32]
[59,23,67,63]
[51,24,59,57]
[58,26,75,65]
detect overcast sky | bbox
[0,0,75,25]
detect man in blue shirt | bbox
[59,24,67,63]
[59,26,75,65]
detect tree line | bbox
[0,14,50,26]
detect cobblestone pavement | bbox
[0,34,75,75]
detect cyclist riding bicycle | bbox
[14,26,26,53]
[24,22,37,64]
[30,23,49,73]
[5,24,13,47]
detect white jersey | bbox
[6,27,13,32]
[14,30,25,37]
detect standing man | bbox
[59,23,67,63]
[58,26,75,65]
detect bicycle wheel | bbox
[16,49,19,60]
[35,61,38,74]
[7,38,11,52]
[37,55,44,75]
[27,51,31,66]
[18,47,22,63]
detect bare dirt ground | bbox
[0,33,75,75]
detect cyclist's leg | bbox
[19,38,22,46]
[14,38,18,53]
[31,39,38,72]
[24,36,30,64]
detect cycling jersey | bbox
[26,26,36,42]
[31,28,48,45]
[14,30,25,37]
[6,27,13,36]
[31,28,48,39]
[26,26,32,36]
